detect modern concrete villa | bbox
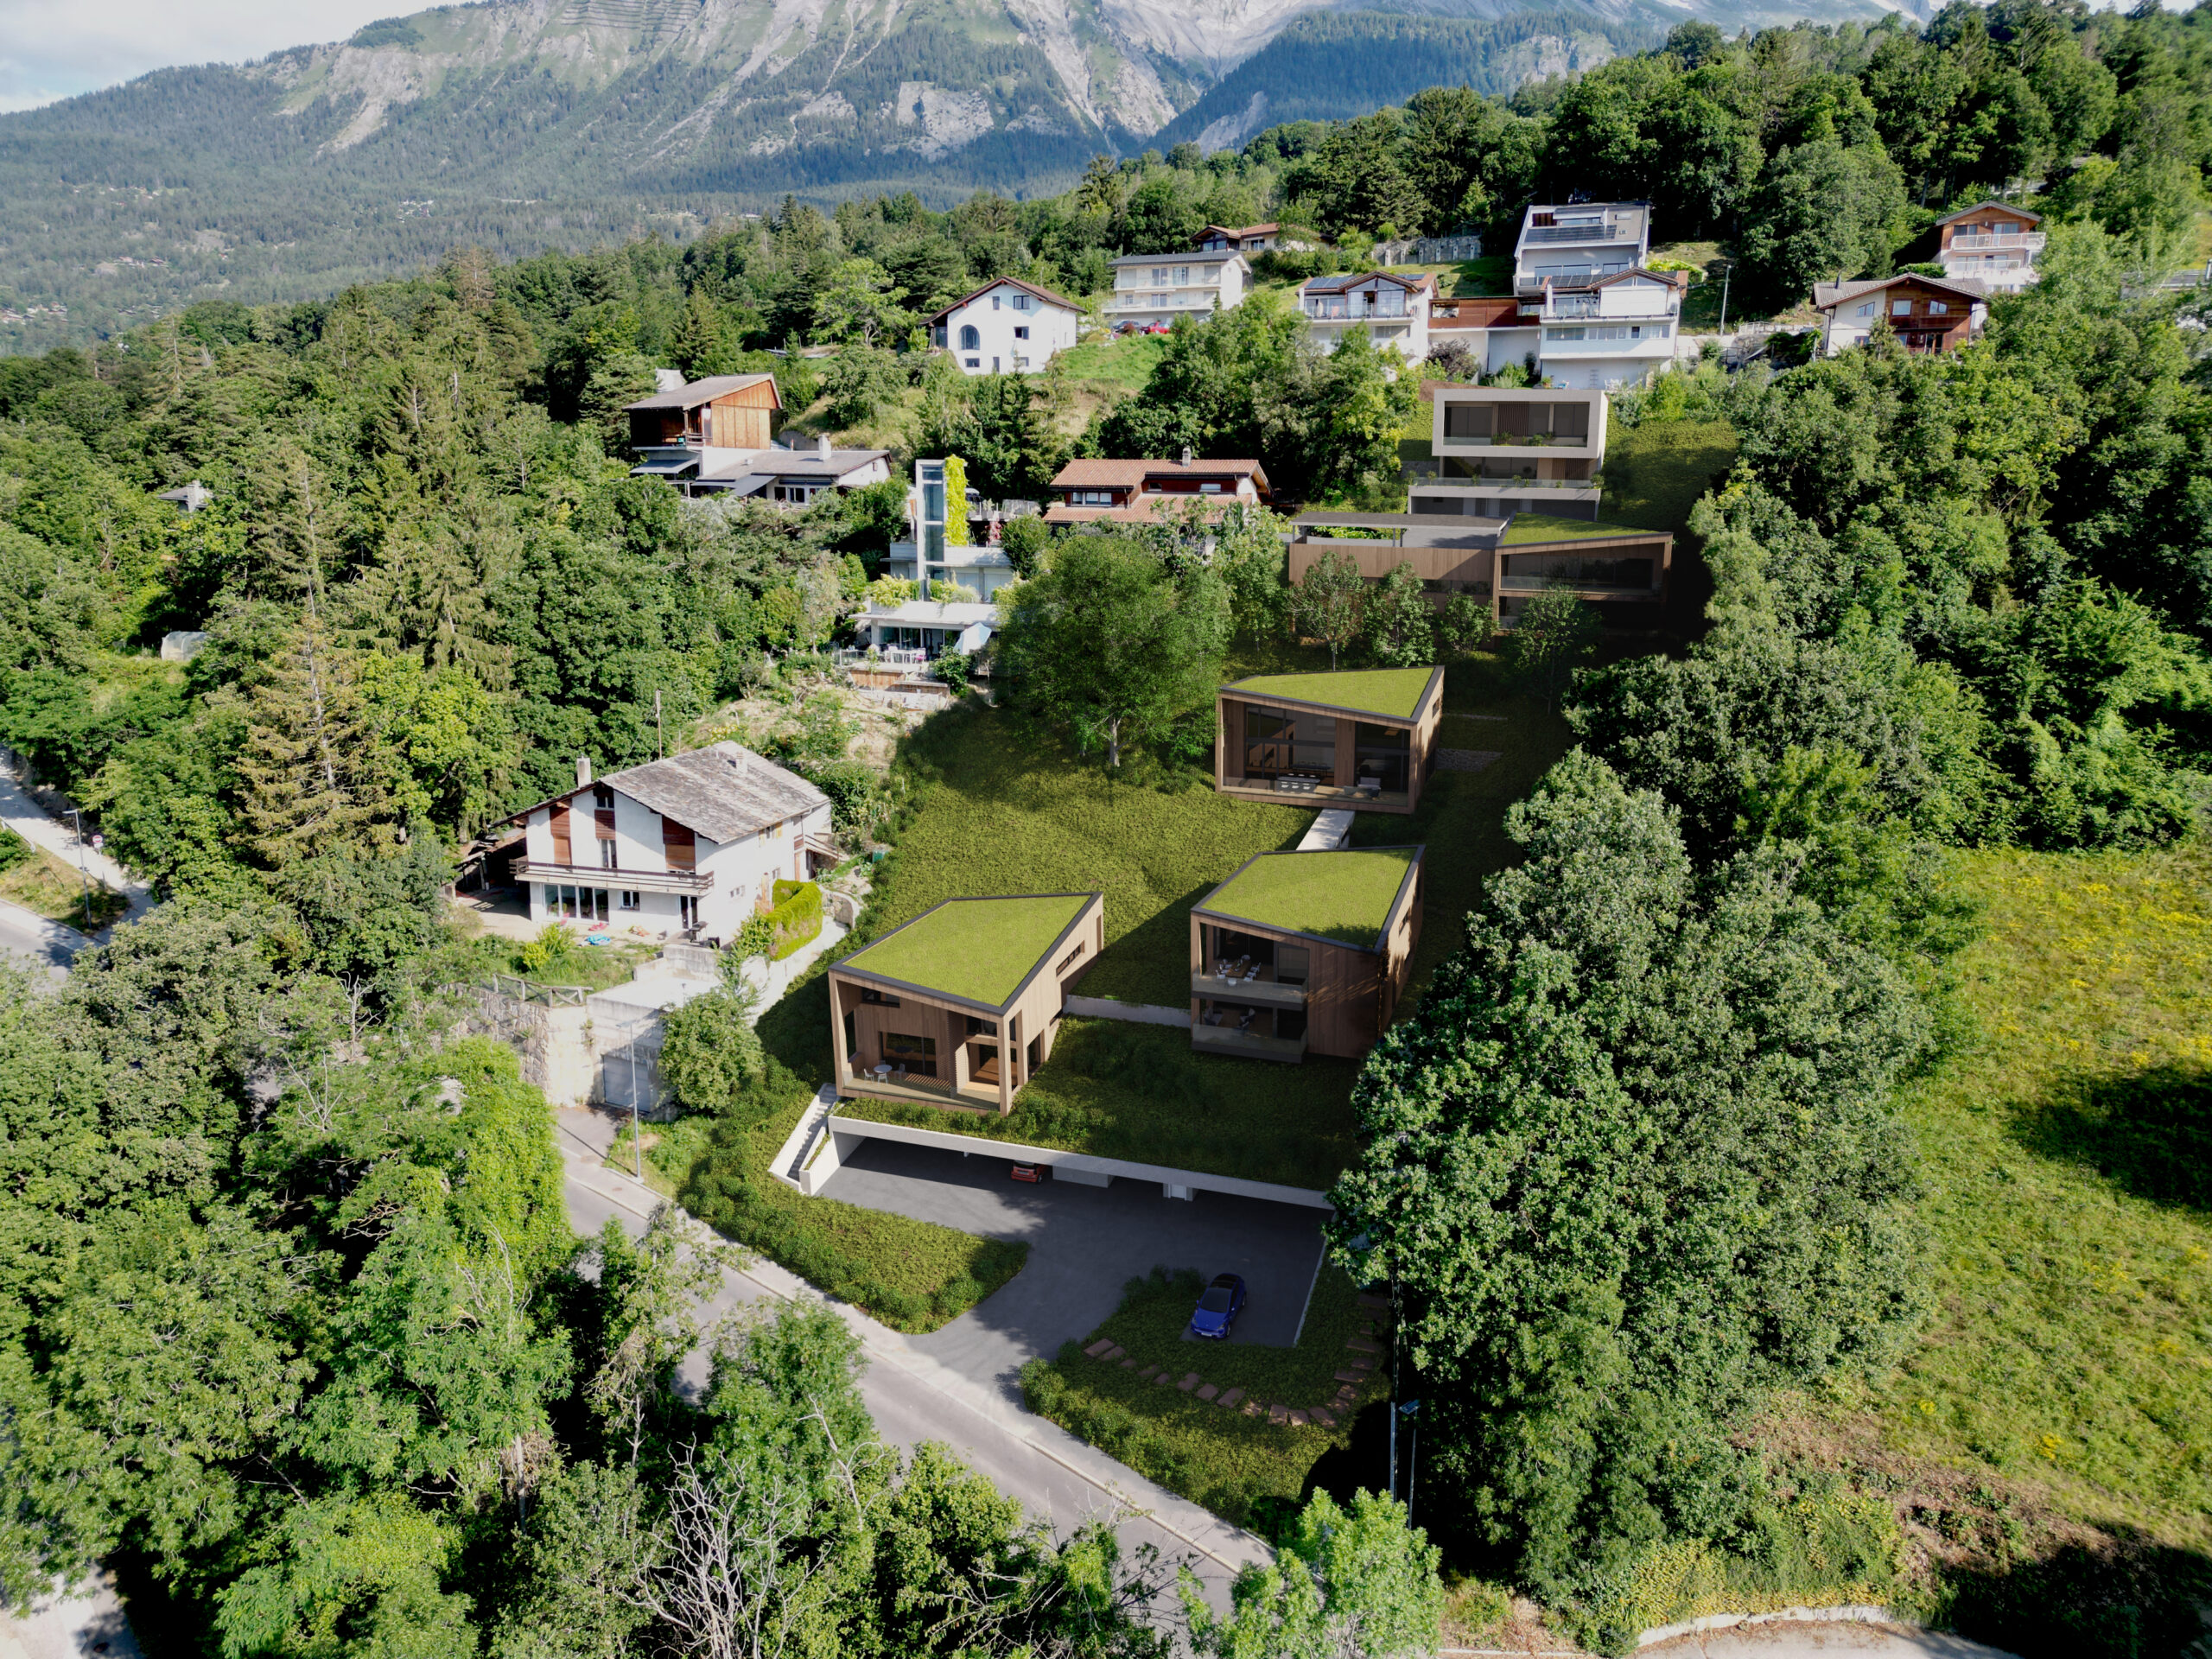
[1189,847,1426,1062]
[1214,667,1445,814]
[828,893,1105,1114]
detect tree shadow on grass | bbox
[1941,1531,2212,1659]
[2008,1064,2212,1217]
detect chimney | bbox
[1180,445,1193,467]
[817,433,831,461]
[576,755,593,787]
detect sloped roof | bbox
[1297,270,1438,296]
[1813,273,1987,311]
[1050,457,1268,491]
[1108,250,1250,268]
[925,276,1083,324]
[1938,200,2042,226]
[623,372,780,412]
[1204,222,1281,239]
[514,742,827,843]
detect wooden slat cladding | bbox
[550,803,572,864]
[662,820,697,871]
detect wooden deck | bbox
[839,1066,1001,1111]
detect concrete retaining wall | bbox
[824,1113,1335,1209]
[1064,995,1187,1027]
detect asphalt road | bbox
[0,899,83,980]
[555,1111,1270,1608]
[818,1137,1331,1402]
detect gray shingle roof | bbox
[601,743,828,843]
[509,741,828,845]
[623,372,779,412]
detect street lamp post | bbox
[1715,260,1735,339]
[1398,1399,1421,1521]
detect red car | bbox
[1009,1163,1043,1183]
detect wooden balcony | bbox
[1192,972,1307,1009]
[515,859,711,894]
[839,1064,1002,1111]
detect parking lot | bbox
[817,1137,1332,1401]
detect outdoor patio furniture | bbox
[872,1064,893,1080]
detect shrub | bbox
[766,879,823,960]
[517,923,576,975]
[0,828,29,874]
[933,651,971,697]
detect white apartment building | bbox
[1103,251,1250,329]
[1410,386,1607,520]
[927,278,1082,374]
[514,747,835,942]
[1534,267,1688,390]
[1936,201,2045,293]
[1298,271,1436,363]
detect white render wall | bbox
[523,787,832,941]
[942,284,1080,375]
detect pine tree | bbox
[235,609,397,868]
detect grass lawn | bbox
[1776,844,2212,1647]
[1602,417,1738,538]
[1055,332,1169,393]
[843,893,1090,1005]
[1200,849,1418,947]
[626,1077,1030,1334]
[0,830,128,927]
[1020,1263,1388,1528]
[1224,665,1435,719]
[836,1018,1365,1191]
[1503,512,1656,544]
[858,701,1315,1007]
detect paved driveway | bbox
[817,1137,1331,1402]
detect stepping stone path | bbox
[1069,1307,1393,1433]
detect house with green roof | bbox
[830,893,1104,1113]
[1189,847,1425,1063]
[1215,666,1444,816]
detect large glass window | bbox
[1242,704,1336,783]
[881,1033,937,1077]
[1355,721,1412,794]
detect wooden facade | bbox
[626,374,781,452]
[1495,523,1672,628]
[1214,668,1444,815]
[1188,850,1424,1062]
[828,893,1104,1116]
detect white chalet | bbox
[927,277,1082,375]
[513,746,836,942]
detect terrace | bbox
[1191,847,1427,1062]
[830,893,1104,1114]
[1215,667,1445,815]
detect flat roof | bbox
[1223,667,1437,721]
[839,893,1094,1007]
[1197,849,1421,950]
[1503,513,1661,545]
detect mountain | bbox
[0,0,1927,350]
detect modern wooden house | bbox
[1189,848,1425,1062]
[626,372,780,454]
[1214,667,1444,814]
[829,893,1104,1114]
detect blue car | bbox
[1189,1273,1247,1339]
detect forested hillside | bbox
[3,3,2212,1651]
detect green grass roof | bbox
[1198,849,1418,948]
[843,894,1090,1006]
[1224,667,1433,721]
[1503,512,1656,545]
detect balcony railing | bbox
[1306,301,1414,320]
[1192,1024,1308,1063]
[1414,474,1605,494]
[1948,231,2046,252]
[1192,971,1306,1009]
[1522,223,1622,245]
[841,1064,1001,1109]
[515,859,711,893]
[1438,432,1591,449]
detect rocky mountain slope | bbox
[0,0,1927,347]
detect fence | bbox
[471,972,590,1007]
[1413,235,1484,263]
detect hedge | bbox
[766,879,823,960]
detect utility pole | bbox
[66,808,90,928]
[1716,260,1734,339]
[1399,1399,1421,1521]
[1387,1274,1402,1499]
